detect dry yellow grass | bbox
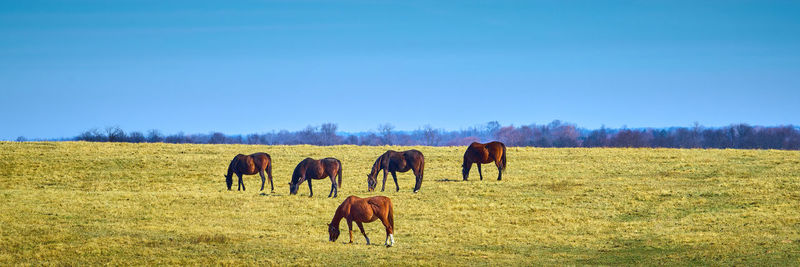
[1,141,799,265]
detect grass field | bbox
[1,141,799,265]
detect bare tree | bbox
[129,131,145,143]
[246,134,261,144]
[421,125,442,146]
[299,125,320,145]
[146,129,164,143]
[105,126,126,142]
[209,132,226,144]
[378,123,394,145]
[320,123,339,145]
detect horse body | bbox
[366,150,424,193]
[289,157,342,197]
[225,152,273,191]
[462,141,507,181]
[328,195,395,247]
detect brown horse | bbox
[224,152,274,191]
[289,157,343,197]
[328,195,395,247]
[366,150,424,193]
[462,141,507,181]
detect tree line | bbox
[60,121,800,150]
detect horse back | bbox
[465,143,490,163]
[344,196,378,223]
[403,149,424,169]
[485,142,505,159]
[233,154,258,175]
[366,196,393,220]
[250,153,270,170]
[321,158,340,171]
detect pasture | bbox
[1,141,799,265]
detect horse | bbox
[366,150,424,193]
[289,157,343,197]
[462,141,507,181]
[224,152,274,191]
[328,195,395,247]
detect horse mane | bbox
[227,155,244,177]
[291,158,307,185]
[368,153,384,178]
[330,196,353,226]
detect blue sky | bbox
[1,0,799,140]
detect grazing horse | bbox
[224,152,274,191]
[289,157,343,197]
[328,195,395,247]
[366,150,424,193]
[462,141,507,181]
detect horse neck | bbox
[330,203,348,227]
[227,158,237,176]
[369,155,383,177]
[291,162,304,185]
[462,151,473,165]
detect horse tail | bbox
[266,153,273,176]
[419,153,425,178]
[337,158,343,189]
[387,198,395,231]
[500,143,507,172]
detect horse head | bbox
[461,162,470,180]
[366,174,377,192]
[289,181,298,195]
[224,174,233,190]
[328,223,340,242]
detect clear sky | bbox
[1,0,799,140]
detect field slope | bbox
[1,142,799,265]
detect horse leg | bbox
[380,217,394,247]
[347,219,354,243]
[237,174,245,191]
[328,177,336,198]
[258,170,266,191]
[307,177,313,197]
[413,168,422,193]
[495,160,503,180]
[329,170,338,198]
[381,169,388,192]
[356,221,370,245]
[391,171,399,192]
[463,163,470,181]
[477,164,483,180]
[267,168,275,192]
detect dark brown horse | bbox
[289,157,343,197]
[462,141,507,181]
[224,152,273,191]
[328,195,395,247]
[366,150,424,193]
